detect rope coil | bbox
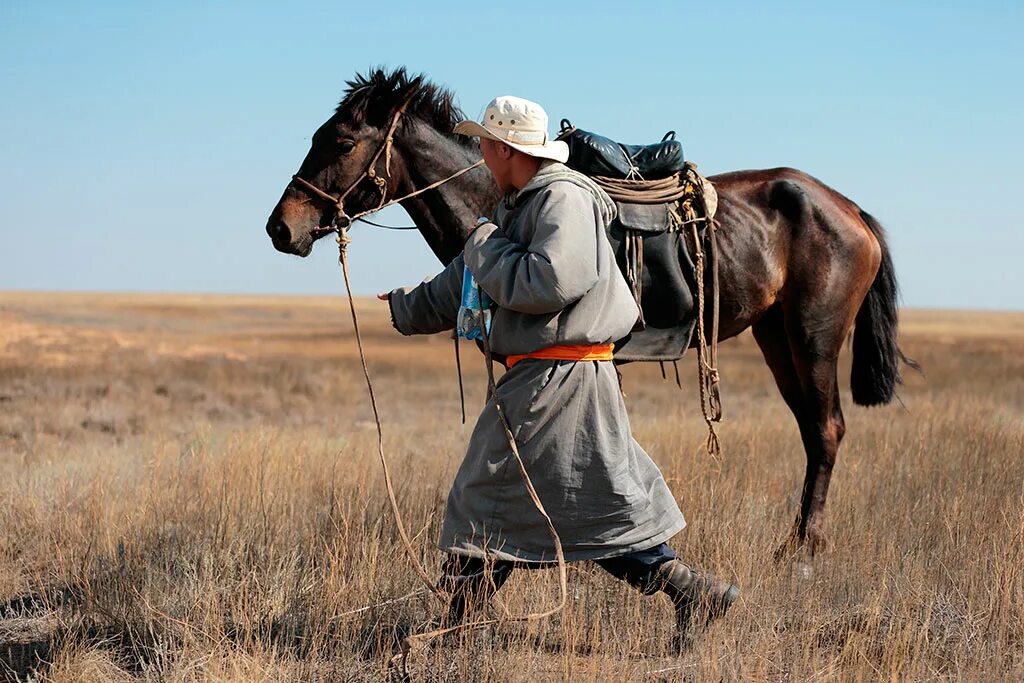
[684,201,723,456]
[603,164,724,456]
[593,173,690,204]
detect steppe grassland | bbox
[0,293,1021,680]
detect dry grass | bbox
[0,292,1021,681]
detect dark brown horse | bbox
[265,68,915,559]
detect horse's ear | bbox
[362,74,422,129]
[358,93,387,128]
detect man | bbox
[379,96,739,642]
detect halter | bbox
[289,90,484,233]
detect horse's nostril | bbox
[267,219,291,243]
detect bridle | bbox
[289,90,484,233]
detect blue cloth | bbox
[455,265,493,341]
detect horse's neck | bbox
[394,123,498,265]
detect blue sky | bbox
[1,1,1020,309]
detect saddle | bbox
[556,121,719,364]
[557,119,686,180]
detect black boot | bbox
[655,559,740,640]
[438,556,514,628]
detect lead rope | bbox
[333,229,566,674]
[335,229,444,597]
[398,291,569,671]
[291,158,484,230]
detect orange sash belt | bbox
[506,343,615,368]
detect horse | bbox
[265,68,915,560]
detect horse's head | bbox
[266,70,425,257]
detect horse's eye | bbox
[338,140,356,155]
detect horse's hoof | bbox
[772,537,801,564]
[773,523,828,566]
[792,561,814,581]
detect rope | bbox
[708,219,723,421]
[339,89,420,216]
[592,173,690,204]
[688,170,723,426]
[604,163,724,454]
[332,228,566,674]
[355,217,419,230]
[292,159,484,230]
[349,160,485,225]
[623,230,645,326]
[398,290,568,671]
[689,218,721,457]
[307,94,564,669]
[602,164,724,452]
[335,229,445,598]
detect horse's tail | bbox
[850,211,919,406]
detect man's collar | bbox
[503,160,565,207]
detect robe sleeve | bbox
[388,253,464,335]
[462,184,600,315]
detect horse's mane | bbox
[337,67,472,147]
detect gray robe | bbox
[388,161,685,562]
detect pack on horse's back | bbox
[557,120,724,446]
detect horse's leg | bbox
[786,349,845,558]
[754,302,849,561]
[750,306,813,559]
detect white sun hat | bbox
[454,95,569,163]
